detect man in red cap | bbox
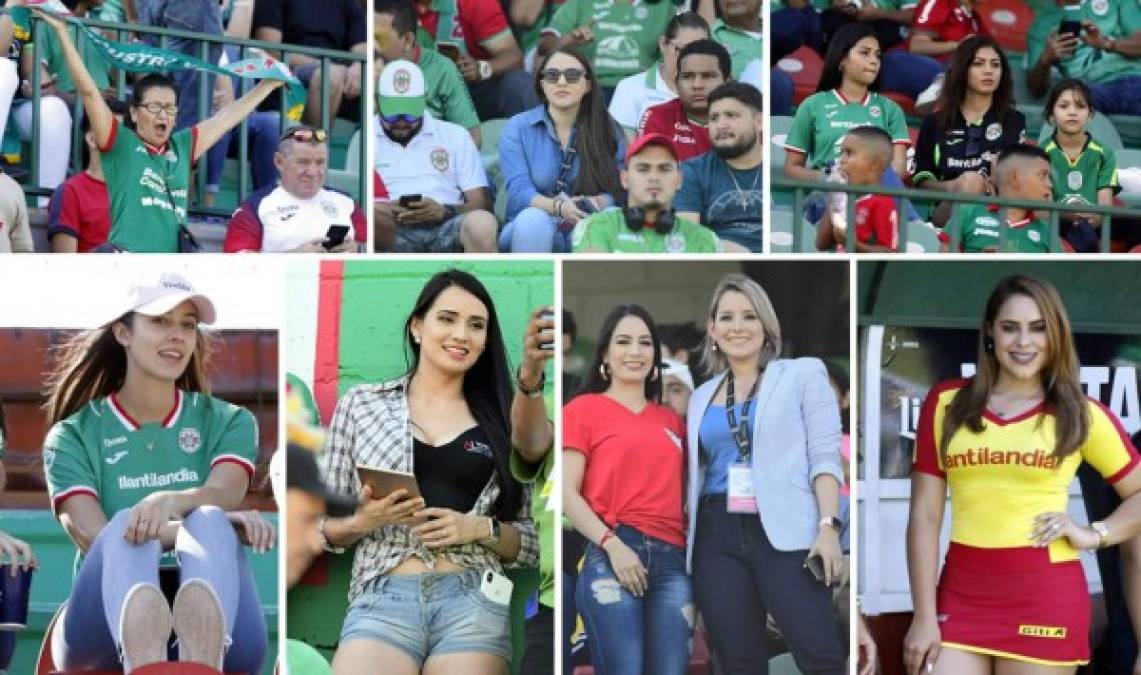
[571,134,722,253]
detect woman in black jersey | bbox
[319,269,544,675]
[912,35,1025,224]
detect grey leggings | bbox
[51,505,267,672]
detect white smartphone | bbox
[479,569,513,606]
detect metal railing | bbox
[773,176,1141,253]
[22,14,366,215]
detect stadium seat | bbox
[343,129,361,172]
[883,91,917,117]
[776,46,823,105]
[1038,115,1124,151]
[1108,115,1141,150]
[978,0,1033,54]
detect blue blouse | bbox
[699,401,758,495]
[498,105,626,222]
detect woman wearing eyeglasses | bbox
[498,47,626,253]
[34,7,286,253]
[912,36,1025,224]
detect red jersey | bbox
[563,393,687,547]
[414,0,511,62]
[375,169,389,202]
[914,0,986,61]
[47,171,110,252]
[855,193,899,251]
[637,98,712,162]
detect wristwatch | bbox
[1091,521,1110,548]
[318,516,345,554]
[819,516,843,532]
[478,60,493,81]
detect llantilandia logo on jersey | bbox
[944,447,1061,470]
[118,468,200,490]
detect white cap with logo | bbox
[377,59,427,118]
[116,272,217,325]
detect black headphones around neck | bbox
[623,206,677,235]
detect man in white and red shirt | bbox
[224,126,365,253]
[636,39,730,162]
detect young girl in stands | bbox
[563,304,692,675]
[1041,78,1120,253]
[43,273,273,674]
[904,275,1141,675]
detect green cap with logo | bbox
[378,59,427,117]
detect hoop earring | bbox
[599,362,611,381]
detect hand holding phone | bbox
[399,194,423,208]
[538,308,555,351]
[322,224,350,250]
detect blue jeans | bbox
[137,0,223,130]
[499,207,570,252]
[879,50,944,100]
[771,68,794,117]
[1089,75,1141,116]
[51,507,267,672]
[772,7,822,61]
[469,70,539,121]
[693,496,845,675]
[575,525,693,675]
[207,110,283,192]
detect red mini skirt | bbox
[936,542,1090,665]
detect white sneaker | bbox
[120,583,172,674]
[915,73,944,116]
[172,579,226,670]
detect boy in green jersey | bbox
[941,145,1056,253]
[574,134,721,253]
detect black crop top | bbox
[413,426,495,512]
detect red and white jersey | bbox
[224,184,366,253]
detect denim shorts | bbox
[339,568,511,665]
[394,214,465,253]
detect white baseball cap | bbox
[377,60,427,117]
[115,272,217,325]
[661,358,694,392]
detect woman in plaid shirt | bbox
[319,269,541,675]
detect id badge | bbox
[727,463,758,514]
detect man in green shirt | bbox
[941,145,1056,253]
[375,0,482,147]
[574,134,721,253]
[539,0,681,89]
[1026,0,1141,115]
[510,307,555,675]
[711,0,760,78]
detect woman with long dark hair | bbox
[42,273,273,673]
[498,47,626,253]
[783,23,910,184]
[685,274,846,675]
[563,304,692,675]
[320,269,540,675]
[905,275,1141,675]
[913,36,1025,203]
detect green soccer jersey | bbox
[44,390,258,521]
[546,0,679,88]
[944,203,1052,253]
[40,24,112,95]
[572,208,721,253]
[784,89,909,169]
[509,393,555,608]
[100,121,195,253]
[415,47,480,132]
[1026,0,1141,85]
[1042,133,1119,207]
[711,19,761,79]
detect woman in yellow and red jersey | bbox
[904,275,1141,675]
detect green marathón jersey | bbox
[545,0,681,88]
[100,119,196,253]
[44,389,258,520]
[1026,0,1141,85]
[1041,132,1119,208]
[942,203,1052,253]
[784,89,909,170]
[572,207,721,253]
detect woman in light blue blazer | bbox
[685,273,847,675]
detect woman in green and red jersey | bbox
[905,275,1141,675]
[42,272,273,674]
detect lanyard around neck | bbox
[725,370,760,462]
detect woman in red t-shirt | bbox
[563,304,692,675]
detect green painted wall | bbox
[289,260,553,672]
